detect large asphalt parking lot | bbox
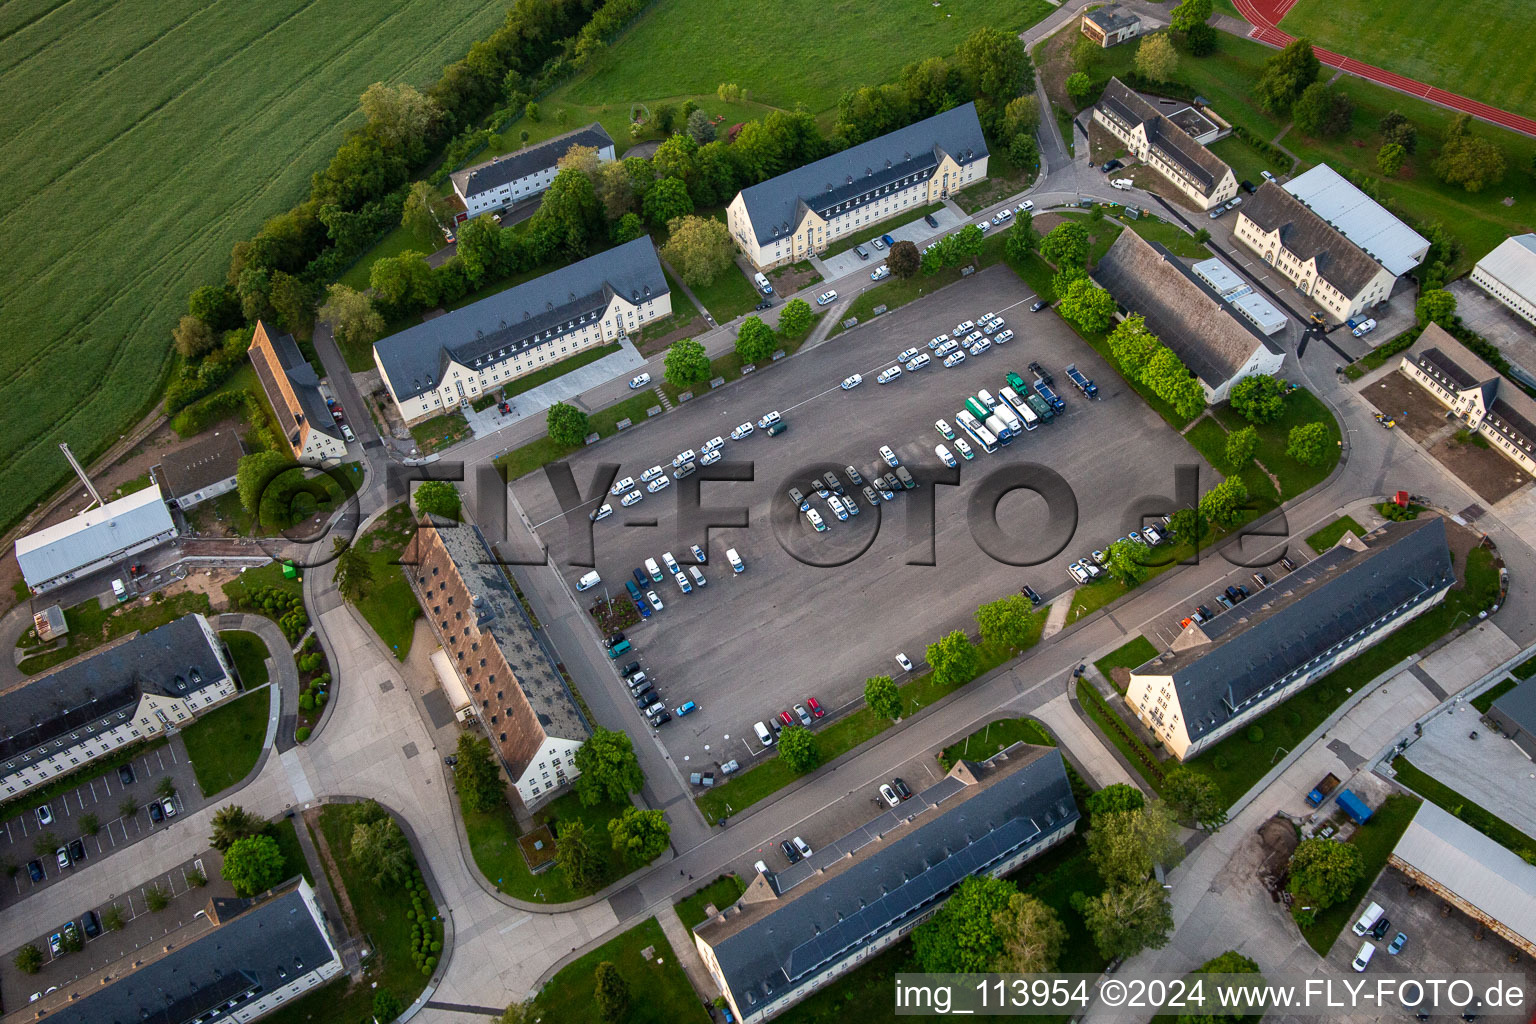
[510,266,1204,772]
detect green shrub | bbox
[1246,725,1264,743]
[296,726,311,742]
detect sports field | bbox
[0,0,508,532]
[1280,0,1536,120]
[560,0,1055,116]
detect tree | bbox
[1059,278,1116,332]
[402,180,445,239]
[318,284,384,354]
[1086,783,1145,817]
[951,223,985,265]
[525,100,541,122]
[1170,0,1214,33]
[887,239,921,279]
[1084,878,1174,959]
[912,875,1016,972]
[414,480,461,521]
[778,297,813,336]
[1288,837,1365,909]
[1088,804,1182,887]
[974,594,1039,650]
[1416,288,1457,327]
[157,776,177,800]
[221,834,285,896]
[611,212,645,244]
[545,402,591,447]
[555,820,603,894]
[1198,477,1249,526]
[660,214,734,287]
[499,1000,535,1024]
[992,893,1068,973]
[1065,71,1093,103]
[734,316,776,363]
[1141,345,1206,420]
[778,725,821,773]
[557,143,602,178]
[14,944,42,974]
[1286,421,1331,466]
[351,815,414,886]
[653,102,678,134]
[1376,141,1407,176]
[209,805,265,852]
[572,727,644,806]
[332,536,373,602]
[594,961,631,1023]
[1253,38,1320,114]
[373,989,406,1024]
[865,675,902,720]
[1003,94,1041,137]
[173,315,214,359]
[1104,538,1151,587]
[528,168,605,256]
[592,161,636,220]
[1005,212,1039,264]
[1040,222,1091,268]
[360,81,438,157]
[1182,21,1217,56]
[957,26,1032,103]
[664,338,710,389]
[1379,110,1418,154]
[237,265,275,323]
[1108,314,1160,377]
[454,214,508,286]
[236,450,290,518]
[1292,82,1353,137]
[927,630,981,688]
[643,175,693,228]
[453,733,505,813]
[189,284,240,331]
[652,133,699,186]
[1228,374,1287,424]
[1434,114,1506,193]
[1163,765,1229,830]
[1009,131,1039,170]
[686,108,716,145]
[1135,33,1179,82]
[371,250,439,314]
[1193,227,1210,244]
[1225,425,1259,467]
[1178,952,1262,1024]
[608,807,670,864]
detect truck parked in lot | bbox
[1336,789,1373,825]
[1024,391,1054,422]
[964,396,990,421]
[1066,363,1098,398]
[984,413,1014,445]
[991,400,1024,436]
[1034,379,1065,412]
[1306,772,1341,807]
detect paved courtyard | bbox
[815,204,969,281]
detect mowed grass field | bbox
[0,0,509,532]
[1280,0,1536,121]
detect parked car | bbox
[924,213,939,227]
[893,777,912,800]
[588,503,613,522]
[879,445,900,467]
[81,910,101,939]
[876,365,902,384]
[118,763,135,786]
[935,418,954,440]
[27,860,44,883]
[815,291,838,305]
[870,265,890,281]
[807,697,824,718]
[1031,298,1049,312]
[792,836,813,858]
[805,508,826,532]
[629,372,652,389]
[610,475,635,496]
[904,352,931,371]
[620,490,644,507]
[1388,932,1407,955]
[953,436,973,460]
[55,847,71,870]
[871,236,886,250]
[1018,200,1034,212]
[731,421,755,440]
[879,784,900,807]
[795,703,813,727]
[1068,562,1091,584]
[161,797,177,818]
[647,476,671,494]
[943,351,966,368]
[896,652,914,672]
[68,839,85,863]
[928,333,951,350]
[841,373,863,390]
[780,839,802,864]
[936,444,956,468]
[1021,584,1042,606]
[36,805,52,827]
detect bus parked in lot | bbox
[998,386,1038,431]
[964,396,989,421]
[955,410,998,453]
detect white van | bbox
[754,721,774,746]
[1352,901,1384,936]
[688,566,707,587]
[576,570,601,591]
[645,557,663,582]
[726,548,745,573]
[1352,941,1375,972]
[753,272,773,295]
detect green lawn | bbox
[1182,415,1278,508]
[352,503,421,660]
[1189,546,1501,806]
[637,269,702,346]
[823,203,947,257]
[1306,515,1365,553]
[1298,793,1421,955]
[220,630,270,689]
[1280,0,1536,121]
[533,917,710,1024]
[338,222,444,294]
[1094,636,1158,692]
[1212,388,1341,500]
[829,232,1008,336]
[408,411,471,453]
[1124,217,1212,260]
[688,264,761,323]
[1068,578,1129,624]
[222,560,304,608]
[555,0,1054,116]
[1472,678,1518,714]
[267,816,314,887]
[17,591,213,676]
[0,0,512,536]
[1077,678,1167,793]
[675,874,747,930]
[180,687,270,798]
[939,717,1054,770]
[463,791,633,902]
[1209,136,1274,190]
[1392,757,1536,857]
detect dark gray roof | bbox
[1093,230,1281,386]
[1493,678,1536,736]
[374,238,666,401]
[155,430,244,501]
[1241,181,1386,295]
[41,886,334,1024]
[1098,79,1231,196]
[698,748,1076,1008]
[1085,4,1140,32]
[1139,517,1453,741]
[735,104,987,247]
[451,123,614,199]
[0,614,227,767]
[1405,324,1536,456]
[257,325,343,444]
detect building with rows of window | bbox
[0,614,238,798]
[374,237,669,425]
[725,104,988,270]
[1399,323,1536,475]
[1471,234,1536,326]
[1093,79,1236,211]
[406,517,588,809]
[249,320,348,465]
[451,123,615,221]
[1124,517,1454,761]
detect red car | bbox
[806,697,824,718]
[778,710,794,727]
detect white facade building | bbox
[1094,79,1236,211]
[451,123,615,219]
[1283,163,1429,277]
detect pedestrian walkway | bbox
[1040,596,1071,639]
[655,900,720,1004]
[1032,692,1140,791]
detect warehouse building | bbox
[1471,234,1536,326]
[14,484,177,594]
[1283,164,1429,277]
[1488,676,1536,760]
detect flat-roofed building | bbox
[249,320,346,465]
[1283,164,1429,277]
[1399,323,1536,475]
[694,746,1078,1022]
[451,123,615,220]
[374,238,669,425]
[0,614,237,798]
[1125,517,1454,760]
[1472,234,1536,326]
[14,484,177,594]
[406,519,588,808]
[726,105,988,270]
[1093,79,1236,210]
[1488,676,1536,760]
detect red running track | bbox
[1234,0,1536,138]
